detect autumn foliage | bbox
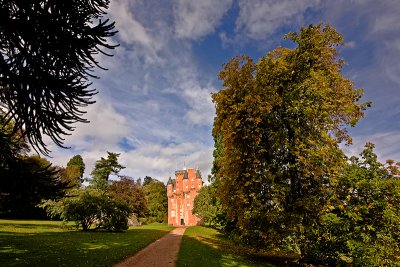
[211,23,400,265]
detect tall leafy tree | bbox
[212,24,370,250]
[108,176,147,218]
[143,179,168,223]
[90,152,125,190]
[0,0,118,155]
[61,155,85,187]
[67,155,85,177]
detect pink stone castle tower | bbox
[167,168,203,226]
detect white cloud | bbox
[108,0,152,46]
[342,131,400,163]
[357,1,400,88]
[219,31,232,47]
[162,65,216,126]
[106,0,171,65]
[235,0,320,40]
[382,39,400,86]
[161,142,198,157]
[44,95,129,171]
[373,15,399,34]
[346,41,356,49]
[173,0,232,39]
[119,142,213,183]
[64,96,129,151]
[144,100,161,113]
[371,8,400,35]
[183,86,215,125]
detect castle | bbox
[167,168,203,226]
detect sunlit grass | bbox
[0,219,74,234]
[0,220,174,267]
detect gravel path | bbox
[113,227,186,267]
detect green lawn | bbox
[0,219,174,267]
[177,226,278,267]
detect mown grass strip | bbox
[177,226,277,267]
[0,220,174,267]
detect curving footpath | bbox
[113,227,186,267]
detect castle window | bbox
[171,210,175,217]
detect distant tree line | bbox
[0,120,168,231]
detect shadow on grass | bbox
[178,233,275,267]
[200,235,299,266]
[0,227,171,267]
[177,227,299,267]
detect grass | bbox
[177,226,278,267]
[0,219,174,267]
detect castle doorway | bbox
[180,219,185,225]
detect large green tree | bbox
[192,184,224,228]
[308,143,400,266]
[143,178,168,223]
[212,24,369,250]
[0,0,117,154]
[90,152,125,190]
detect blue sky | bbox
[46,0,400,183]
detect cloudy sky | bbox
[46,0,400,183]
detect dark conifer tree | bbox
[0,0,118,154]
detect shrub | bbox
[40,189,130,231]
[305,144,400,266]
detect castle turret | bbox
[183,170,189,192]
[196,169,201,179]
[167,177,174,197]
